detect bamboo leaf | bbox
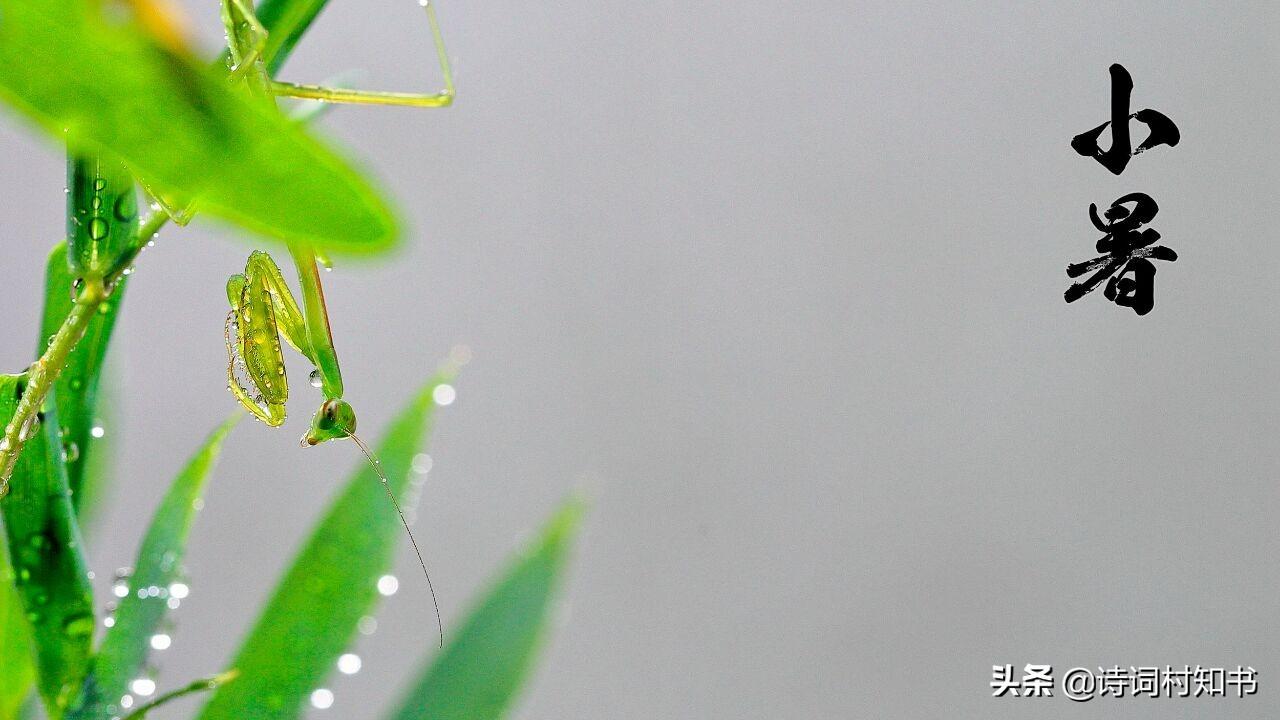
[0,375,95,717]
[69,416,240,719]
[0,0,399,254]
[0,521,37,720]
[196,371,457,720]
[39,243,128,514]
[387,498,583,720]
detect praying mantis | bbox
[211,0,456,644]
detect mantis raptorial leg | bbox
[211,0,457,645]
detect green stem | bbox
[119,671,239,720]
[0,212,169,495]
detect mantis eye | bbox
[305,399,357,446]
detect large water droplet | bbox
[88,218,109,241]
[114,193,137,222]
[309,370,323,388]
[18,414,40,442]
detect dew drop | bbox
[129,678,155,697]
[376,575,399,596]
[169,582,190,600]
[113,193,137,222]
[64,613,95,639]
[88,218,109,241]
[90,425,106,439]
[310,689,334,710]
[432,384,456,406]
[308,369,323,388]
[337,653,361,675]
[62,441,80,464]
[411,453,433,475]
[150,633,172,650]
[18,414,40,442]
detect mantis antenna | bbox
[346,429,444,648]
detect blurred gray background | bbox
[1,1,1277,717]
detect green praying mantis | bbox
[210,0,456,644]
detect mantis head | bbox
[302,398,357,446]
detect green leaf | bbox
[0,375,95,717]
[387,498,584,720]
[0,0,399,254]
[65,154,139,283]
[0,520,37,720]
[196,371,458,720]
[69,416,240,720]
[39,243,128,515]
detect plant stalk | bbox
[0,211,168,496]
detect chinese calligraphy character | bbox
[1072,64,1180,175]
[1193,666,1226,697]
[991,664,1021,697]
[1162,665,1192,698]
[1064,192,1177,315]
[1098,665,1132,697]
[1227,666,1258,698]
[1020,664,1054,697]
[1132,666,1159,697]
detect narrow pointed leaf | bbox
[388,498,583,720]
[0,522,37,720]
[197,371,457,720]
[0,375,95,716]
[39,243,128,514]
[69,416,240,719]
[0,0,399,254]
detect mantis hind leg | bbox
[269,1,455,108]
